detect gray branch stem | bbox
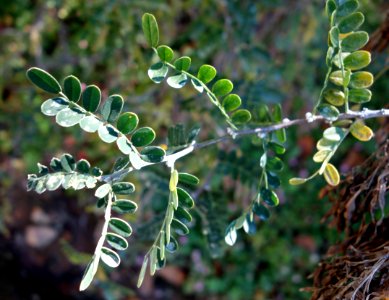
[101,108,389,183]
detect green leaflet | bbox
[212,79,233,97]
[27,67,62,94]
[142,13,159,48]
[117,112,139,134]
[131,127,156,147]
[82,85,101,112]
[63,75,81,102]
[101,95,124,123]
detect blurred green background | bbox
[0,0,388,299]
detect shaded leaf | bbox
[317,104,340,121]
[178,173,199,186]
[177,187,194,208]
[76,159,90,173]
[323,163,340,186]
[212,79,233,97]
[112,199,138,214]
[222,94,241,112]
[336,0,358,18]
[140,146,166,163]
[323,127,347,142]
[79,116,102,133]
[117,112,139,135]
[131,127,156,147]
[171,219,190,235]
[63,75,81,102]
[174,56,191,71]
[197,64,217,84]
[27,67,62,94]
[341,31,369,52]
[109,218,132,237]
[338,12,364,33]
[260,188,279,206]
[253,203,270,221]
[82,85,101,112]
[112,182,135,195]
[231,109,251,125]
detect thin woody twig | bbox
[101,108,389,182]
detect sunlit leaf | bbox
[231,109,251,125]
[167,73,188,89]
[142,13,159,47]
[222,94,241,112]
[106,232,128,250]
[350,120,374,141]
[212,79,233,97]
[101,95,124,123]
[56,107,85,127]
[197,64,217,84]
[317,104,340,121]
[323,163,340,186]
[148,62,168,83]
[41,97,69,116]
[101,247,120,268]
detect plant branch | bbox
[101,108,389,183]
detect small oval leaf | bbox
[101,95,124,123]
[260,188,279,206]
[140,146,166,163]
[131,127,156,147]
[142,13,159,48]
[98,124,119,143]
[343,50,371,71]
[82,85,101,112]
[174,56,191,71]
[63,75,81,102]
[27,67,62,94]
[348,88,372,103]
[117,112,139,135]
[341,31,369,52]
[212,79,233,97]
[41,97,69,116]
[323,89,345,106]
[112,199,138,214]
[109,218,132,237]
[101,247,120,268]
[112,182,135,195]
[106,232,128,251]
[157,45,174,62]
[79,116,102,133]
[323,163,340,186]
[177,187,194,208]
[148,62,169,83]
[317,104,340,121]
[197,64,217,84]
[231,109,251,125]
[338,12,364,33]
[178,173,200,186]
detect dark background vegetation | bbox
[0,0,388,299]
